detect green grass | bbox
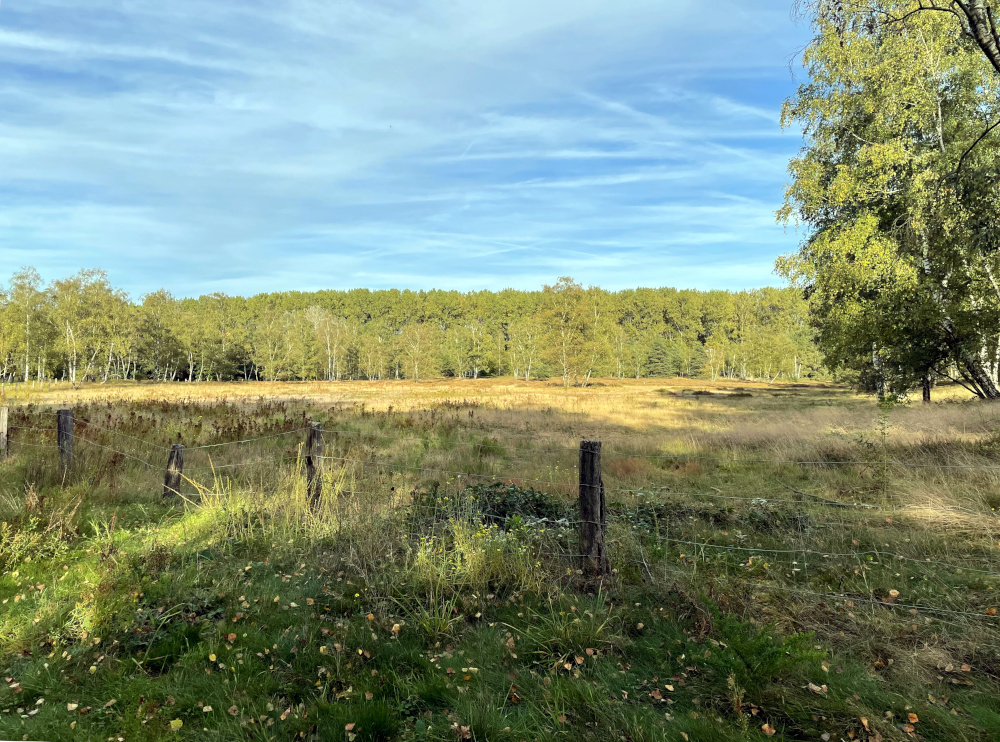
[2,384,1000,741]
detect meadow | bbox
[1,377,999,741]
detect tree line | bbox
[0,269,822,386]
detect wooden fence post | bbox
[0,406,8,460]
[306,422,324,508]
[579,440,608,577]
[57,409,74,471]
[163,444,185,498]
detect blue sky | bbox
[0,0,810,297]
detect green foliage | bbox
[0,270,822,385]
[512,592,628,665]
[706,612,822,696]
[0,517,69,571]
[645,338,681,378]
[782,1,1000,398]
[463,482,568,526]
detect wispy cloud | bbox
[0,0,808,296]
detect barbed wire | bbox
[727,578,1000,622]
[73,436,158,469]
[5,408,1000,587]
[74,418,171,452]
[185,455,304,473]
[8,421,996,521]
[11,408,1000,472]
[186,427,313,450]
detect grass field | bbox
[1,377,999,741]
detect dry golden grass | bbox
[7,376,996,515]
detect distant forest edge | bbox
[0,269,822,385]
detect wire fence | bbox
[2,406,1000,633]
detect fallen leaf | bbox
[67,703,78,711]
[209,654,216,662]
[345,722,356,731]
[761,722,776,737]
[228,705,238,716]
[170,719,183,731]
[908,713,918,723]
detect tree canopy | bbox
[781,0,1000,398]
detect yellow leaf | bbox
[170,719,183,731]
[762,723,776,737]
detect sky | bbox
[0,0,812,298]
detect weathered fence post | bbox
[306,421,324,508]
[163,444,185,498]
[57,409,74,471]
[0,406,8,460]
[579,440,608,577]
